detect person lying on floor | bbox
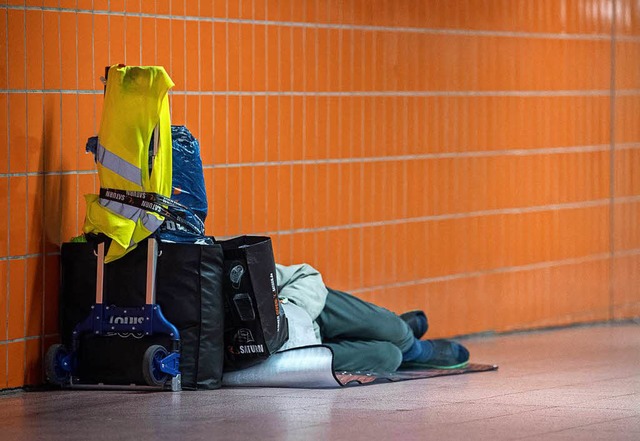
[275,263,470,372]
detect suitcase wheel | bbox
[142,345,170,387]
[45,344,71,386]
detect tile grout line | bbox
[38,2,47,388]
[607,0,617,323]
[2,142,640,179]
[239,196,640,237]
[22,5,28,382]
[2,88,640,97]
[3,5,9,389]
[3,3,640,42]
[349,250,640,295]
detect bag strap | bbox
[99,188,204,234]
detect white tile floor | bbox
[1,322,638,440]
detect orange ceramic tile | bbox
[170,22,186,90]
[614,200,640,252]
[55,0,72,8]
[0,178,7,258]
[184,0,198,16]
[154,18,171,75]
[615,95,640,144]
[263,95,279,161]
[140,18,156,66]
[252,96,266,162]
[0,261,6,340]
[209,167,225,235]
[226,22,240,91]
[25,337,42,387]
[195,1,211,17]
[7,9,25,90]
[77,95,96,170]
[226,95,240,162]
[276,96,291,160]
[25,257,43,338]
[251,25,267,92]
[289,164,304,229]
[170,93,186,125]
[0,12,5,90]
[109,15,125,65]
[109,0,125,12]
[75,14,94,90]
[183,20,200,90]
[253,0,266,20]
[202,168,214,234]
[250,166,268,233]
[8,93,27,173]
[263,25,277,90]
[25,10,44,90]
[286,231,308,266]
[185,94,200,137]
[279,26,293,92]
[8,258,26,340]
[238,96,252,162]
[123,16,142,65]
[93,15,110,89]
[237,23,253,91]
[212,95,226,163]
[26,175,44,255]
[276,165,293,231]
[199,95,214,165]
[7,341,26,389]
[59,12,78,90]
[0,343,5,388]
[154,0,170,15]
[92,0,109,11]
[264,166,279,232]
[76,173,94,220]
[42,175,61,253]
[213,22,227,90]
[613,254,640,319]
[59,175,79,242]
[291,27,305,91]
[615,147,640,197]
[60,94,78,171]
[43,254,59,335]
[326,97,340,159]
[224,168,241,235]
[199,21,214,91]
[8,176,27,257]
[237,166,253,233]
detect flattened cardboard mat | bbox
[222,346,498,388]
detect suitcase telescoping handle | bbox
[94,239,158,305]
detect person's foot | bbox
[401,339,470,370]
[399,310,428,339]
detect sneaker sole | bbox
[401,360,469,370]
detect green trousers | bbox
[316,288,415,372]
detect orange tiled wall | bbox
[1,1,639,389]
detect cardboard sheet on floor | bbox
[221,345,497,388]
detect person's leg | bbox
[324,340,403,372]
[316,288,415,353]
[318,288,470,370]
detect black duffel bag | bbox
[59,239,224,390]
[219,236,289,371]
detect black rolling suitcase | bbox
[47,238,225,390]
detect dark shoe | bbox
[400,310,428,339]
[400,339,470,370]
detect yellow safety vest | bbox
[83,65,174,262]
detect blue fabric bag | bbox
[86,125,211,244]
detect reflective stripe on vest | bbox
[96,142,143,186]
[100,198,164,233]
